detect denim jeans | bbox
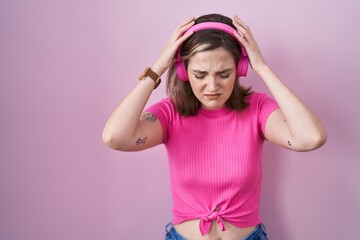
[165,222,268,240]
[165,223,186,240]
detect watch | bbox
[138,67,161,89]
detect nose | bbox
[207,76,219,92]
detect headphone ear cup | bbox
[175,59,189,81]
[237,56,249,77]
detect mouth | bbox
[204,93,221,100]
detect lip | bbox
[205,93,221,100]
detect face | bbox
[187,47,237,110]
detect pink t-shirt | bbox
[146,92,279,236]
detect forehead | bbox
[187,47,236,70]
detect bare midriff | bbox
[174,219,256,240]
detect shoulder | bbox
[145,98,180,144]
[244,92,273,111]
[145,97,179,124]
[244,92,279,118]
[246,92,271,104]
[146,98,175,112]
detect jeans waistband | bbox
[165,222,267,240]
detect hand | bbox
[232,16,267,73]
[152,17,195,75]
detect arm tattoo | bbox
[141,112,157,123]
[136,136,147,145]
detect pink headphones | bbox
[175,22,249,81]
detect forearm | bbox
[256,64,327,146]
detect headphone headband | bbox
[182,22,247,57]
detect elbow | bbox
[299,131,327,152]
[102,132,119,150]
[102,132,131,151]
[311,132,327,150]
[319,131,328,147]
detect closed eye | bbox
[194,75,206,79]
[219,74,230,79]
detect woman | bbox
[102,13,327,240]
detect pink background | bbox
[1,0,359,239]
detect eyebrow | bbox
[192,68,233,74]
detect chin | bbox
[202,101,225,110]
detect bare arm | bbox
[233,16,327,151]
[102,18,195,151]
[257,66,327,151]
[102,74,162,151]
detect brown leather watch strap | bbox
[138,67,161,89]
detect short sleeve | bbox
[144,98,175,143]
[249,93,280,138]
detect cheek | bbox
[189,80,205,93]
[227,81,236,90]
[222,77,236,89]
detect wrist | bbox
[151,60,168,76]
[254,63,270,76]
[138,67,161,89]
[151,63,167,77]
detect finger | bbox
[232,19,247,34]
[175,17,195,35]
[178,19,195,35]
[233,15,249,29]
[174,18,195,36]
[232,21,248,41]
[179,16,195,28]
[175,30,194,47]
[232,22,245,38]
[170,19,195,42]
[233,30,249,47]
[232,16,252,39]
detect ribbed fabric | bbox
[146,92,279,236]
